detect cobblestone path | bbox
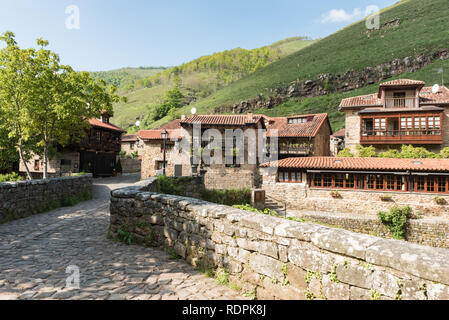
[0,175,243,300]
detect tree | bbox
[337,148,354,157]
[356,145,377,158]
[0,32,122,179]
[0,32,40,179]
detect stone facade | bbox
[110,185,449,300]
[20,150,81,179]
[262,168,449,217]
[203,165,260,190]
[0,175,93,224]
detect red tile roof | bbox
[88,118,126,133]
[265,113,329,138]
[379,79,426,87]
[331,128,345,138]
[160,119,182,130]
[138,129,182,141]
[261,157,449,173]
[121,134,138,142]
[340,84,449,109]
[180,114,264,126]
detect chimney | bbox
[247,112,253,122]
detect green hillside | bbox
[150,0,449,130]
[102,37,315,129]
[91,67,168,92]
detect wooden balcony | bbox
[279,146,311,155]
[384,98,417,109]
[361,129,443,145]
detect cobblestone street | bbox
[0,175,243,300]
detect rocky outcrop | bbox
[215,48,449,115]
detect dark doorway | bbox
[174,165,183,177]
[80,151,116,177]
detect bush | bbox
[377,206,412,240]
[116,159,123,173]
[357,145,377,158]
[119,151,127,159]
[156,175,185,196]
[337,148,354,157]
[0,172,23,182]
[202,188,251,206]
[233,204,278,217]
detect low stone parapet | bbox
[109,185,449,300]
[0,175,93,224]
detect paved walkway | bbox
[0,175,243,300]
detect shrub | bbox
[119,151,127,159]
[377,206,412,240]
[356,145,377,158]
[116,159,123,173]
[156,175,185,196]
[337,148,354,158]
[435,196,447,205]
[233,204,278,217]
[0,172,23,182]
[203,188,251,206]
[330,190,341,198]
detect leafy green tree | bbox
[439,147,449,159]
[0,32,41,179]
[0,32,122,179]
[356,145,377,158]
[337,148,354,157]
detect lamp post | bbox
[161,129,168,176]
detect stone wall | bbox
[204,165,260,190]
[121,159,142,174]
[110,185,449,300]
[0,175,93,224]
[295,212,449,249]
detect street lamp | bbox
[161,129,168,176]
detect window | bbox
[393,92,406,107]
[345,174,355,188]
[288,117,308,124]
[96,131,101,142]
[156,161,167,170]
[323,174,332,188]
[386,176,396,191]
[334,174,344,188]
[417,176,426,192]
[427,176,435,193]
[130,143,135,150]
[313,174,322,187]
[278,170,302,183]
[34,160,40,171]
[438,177,447,193]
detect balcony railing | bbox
[361,129,443,144]
[279,145,311,155]
[384,98,416,109]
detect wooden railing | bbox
[361,129,443,144]
[384,98,416,109]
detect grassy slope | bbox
[110,37,315,128]
[150,0,449,129]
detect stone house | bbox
[120,134,141,156]
[261,156,449,217]
[339,79,449,155]
[265,113,332,158]
[138,113,331,190]
[330,128,345,156]
[20,111,125,178]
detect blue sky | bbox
[0,0,397,71]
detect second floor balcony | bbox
[384,97,417,109]
[360,112,443,145]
